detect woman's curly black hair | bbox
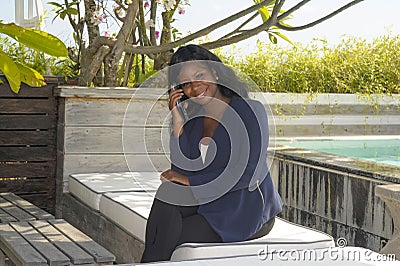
[168,44,249,99]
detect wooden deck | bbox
[62,193,144,263]
[0,193,54,222]
[0,193,115,266]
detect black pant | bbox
[140,181,276,263]
[247,216,275,240]
[140,198,222,262]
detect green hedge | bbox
[217,34,400,94]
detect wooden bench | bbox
[0,193,115,266]
[0,219,115,266]
[0,193,54,223]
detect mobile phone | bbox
[168,85,189,121]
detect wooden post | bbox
[376,184,400,260]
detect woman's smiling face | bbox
[177,61,221,105]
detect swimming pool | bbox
[276,137,400,167]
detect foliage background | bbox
[0,37,76,79]
[2,34,399,94]
[217,34,400,94]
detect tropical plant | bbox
[49,0,364,87]
[0,22,68,93]
[225,35,400,94]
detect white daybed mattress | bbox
[170,217,335,261]
[69,172,161,210]
[99,191,156,242]
[97,190,335,262]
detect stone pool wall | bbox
[270,146,400,252]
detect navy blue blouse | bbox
[170,96,282,242]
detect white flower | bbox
[91,11,105,26]
[145,19,155,29]
[125,0,132,4]
[178,6,185,15]
[165,0,175,10]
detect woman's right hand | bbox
[168,87,185,111]
[168,87,186,137]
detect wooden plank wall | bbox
[0,76,59,214]
[55,87,171,216]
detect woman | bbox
[140,44,282,263]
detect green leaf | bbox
[48,1,63,8]
[271,31,295,46]
[0,23,68,57]
[258,6,270,22]
[60,10,67,20]
[67,8,79,15]
[15,62,46,87]
[0,49,21,93]
[268,33,278,44]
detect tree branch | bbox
[277,0,310,21]
[138,0,151,46]
[80,45,110,86]
[203,0,286,49]
[64,0,78,33]
[84,0,100,45]
[104,1,139,86]
[111,3,139,59]
[97,0,274,54]
[219,12,259,40]
[276,0,365,31]
[149,0,157,45]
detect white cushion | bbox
[170,217,335,261]
[96,189,334,260]
[69,172,161,210]
[99,191,156,242]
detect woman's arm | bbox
[160,169,190,186]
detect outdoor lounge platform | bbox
[63,172,335,263]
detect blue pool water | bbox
[277,139,400,167]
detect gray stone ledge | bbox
[272,146,400,182]
[376,185,400,201]
[375,184,400,260]
[54,87,400,106]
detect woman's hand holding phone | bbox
[168,86,187,137]
[168,87,184,110]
